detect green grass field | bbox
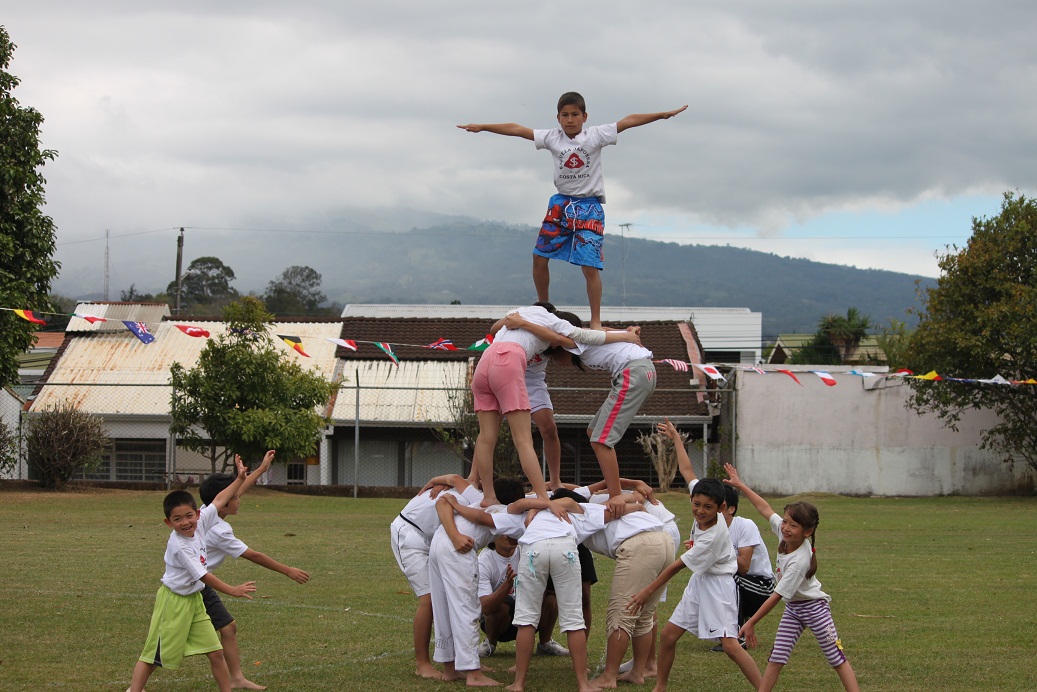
[0,485,1034,691]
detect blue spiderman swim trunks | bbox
[533,194,605,269]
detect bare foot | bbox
[466,670,501,686]
[442,670,465,682]
[231,678,267,690]
[480,496,499,508]
[416,664,444,680]
[507,665,517,674]
[618,670,644,685]
[505,684,524,692]
[480,664,496,672]
[589,674,618,689]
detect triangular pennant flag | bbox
[776,369,803,385]
[326,337,358,351]
[811,370,837,386]
[745,366,766,375]
[847,369,876,378]
[122,320,155,344]
[913,370,942,381]
[277,334,310,357]
[656,359,689,372]
[376,342,400,366]
[467,334,494,351]
[692,363,726,382]
[72,312,107,324]
[887,369,914,378]
[977,374,1010,385]
[175,324,210,338]
[14,309,47,325]
[425,337,457,351]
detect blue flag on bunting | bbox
[122,320,156,344]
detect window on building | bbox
[286,462,306,485]
[77,439,166,482]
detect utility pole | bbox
[103,229,110,301]
[174,228,185,315]
[618,223,632,306]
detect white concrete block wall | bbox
[733,369,1033,496]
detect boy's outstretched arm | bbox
[238,450,275,498]
[211,455,249,513]
[200,572,257,600]
[241,548,310,584]
[659,418,697,487]
[723,463,775,520]
[457,122,534,140]
[616,105,688,133]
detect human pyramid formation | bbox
[393,92,861,691]
[126,92,858,692]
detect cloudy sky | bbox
[5,1,1035,295]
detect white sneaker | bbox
[477,639,496,658]
[618,658,634,674]
[536,640,570,656]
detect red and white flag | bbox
[693,363,727,382]
[327,337,358,351]
[811,370,837,386]
[656,359,689,372]
[175,324,210,338]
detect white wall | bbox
[734,369,1034,496]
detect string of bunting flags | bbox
[7,306,1035,384]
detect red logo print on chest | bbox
[564,153,585,170]
[199,555,207,565]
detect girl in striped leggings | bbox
[723,464,859,692]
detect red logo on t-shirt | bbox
[564,153,585,170]
[199,555,207,565]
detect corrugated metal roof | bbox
[332,360,472,425]
[341,304,761,359]
[67,302,172,333]
[31,321,343,415]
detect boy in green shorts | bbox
[128,456,257,692]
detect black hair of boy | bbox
[550,488,587,504]
[163,489,197,518]
[557,92,586,114]
[691,478,726,507]
[723,485,740,512]
[199,473,236,506]
[494,477,527,505]
[533,301,557,313]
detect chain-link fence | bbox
[7,381,730,490]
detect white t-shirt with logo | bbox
[534,124,619,201]
[478,548,520,599]
[161,503,221,596]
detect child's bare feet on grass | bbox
[441,669,464,682]
[416,664,444,680]
[466,670,501,686]
[589,673,618,689]
[231,678,267,690]
[618,669,645,684]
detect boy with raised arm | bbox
[128,456,257,692]
[199,450,310,690]
[459,92,686,329]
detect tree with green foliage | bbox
[906,191,1037,474]
[264,265,327,315]
[790,307,873,365]
[167,256,238,314]
[0,27,60,389]
[0,417,16,477]
[27,403,110,489]
[170,296,337,473]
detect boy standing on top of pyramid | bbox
[459,93,686,329]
